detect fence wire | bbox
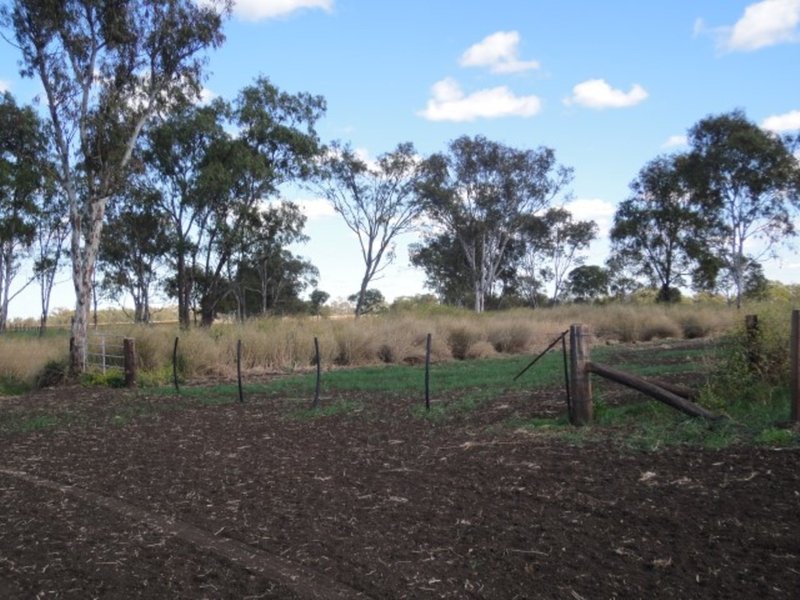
[84,334,127,373]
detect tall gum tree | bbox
[3,0,229,370]
[316,142,422,317]
[686,110,800,308]
[146,78,324,327]
[417,135,572,313]
[609,154,709,302]
[0,91,47,330]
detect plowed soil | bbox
[1,355,799,599]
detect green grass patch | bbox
[0,376,31,396]
[755,427,798,446]
[1,413,61,433]
[80,370,127,388]
[149,352,566,413]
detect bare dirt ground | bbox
[0,349,799,599]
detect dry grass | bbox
[0,302,746,387]
[0,337,69,384]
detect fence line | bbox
[84,334,129,374]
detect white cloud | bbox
[232,0,333,21]
[0,80,10,93]
[198,87,218,105]
[761,109,800,132]
[459,31,540,74]
[704,0,800,52]
[297,197,336,219]
[418,77,542,122]
[564,198,616,237]
[564,79,648,109]
[662,134,688,149]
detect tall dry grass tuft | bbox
[330,321,379,366]
[446,320,485,359]
[487,320,533,353]
[465,340,497,360]
[372,316,431,364]
[0,337,68,384]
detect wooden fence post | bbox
[791,310,800,423]
[424,333,432,411]
[569,323,592,426]
[236,339,244,403]
[313,337,321,408]
[172,337,180,394]
[745,314,760,372]
[123,338,136,388]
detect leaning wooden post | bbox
[123,338,136,388]
[569,323,592,425]
[791,310,800,423]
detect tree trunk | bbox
[38,265,56,337]
[354,275,370,318]
[70,197,107,374]
[199,295,215,327]
[176,252,191,329]
[0,245,12,332]
[473,280,483,313]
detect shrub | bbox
[705,309,791,408]
[34,359,69,389]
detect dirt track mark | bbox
[0,468,369,600]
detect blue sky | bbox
[2,0,800,316]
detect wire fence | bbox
[84,334,128,374]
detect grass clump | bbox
[81,370,127,388]
[447,322,483,360]
[34,359,69,390]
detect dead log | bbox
[587,361,717,420]
[642,379,698,401]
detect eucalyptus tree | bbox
[2,0,229,367]
[609,154,708,303]
[316,142,422,317]
[416,135,572,312]
[191,79,324,325]
[565,265,609,303]
[0,91,48,330]
[410,231,522,307]
[686,110,800,308]
[144,99,226,328]
[409,233,473,306]
[146,78,325,326]
[517,207,597,304]
[98,183,170,323]
[32,190,68,335]
[227,200,315,319]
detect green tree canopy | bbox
[416,135,572,312]
[685,110,800,308]
[609,154,709,303]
